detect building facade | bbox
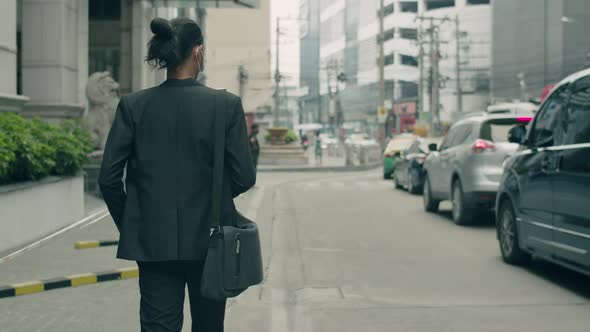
[491,0,590,102]
[420,0,491,122]
[299,0,491,129]
[206,0,272,123]
[299,0,321,124]
[0,0,263,122]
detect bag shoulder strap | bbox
[211,89,227,229]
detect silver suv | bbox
[422,113,533,225]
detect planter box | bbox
[0,176,84,254]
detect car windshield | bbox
[480,118,532,143]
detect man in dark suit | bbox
[99,17,256,332]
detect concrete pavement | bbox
[1,171,589,331]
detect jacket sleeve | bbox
[98,96,134,230]
[225,96,256,197]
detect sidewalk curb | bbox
[75,240,119,250]
[257,161,381,173]
[0,266,138,299]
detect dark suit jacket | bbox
[98,78,256,261]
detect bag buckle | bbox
[210,226,223,238]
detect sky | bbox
[271,0,300,88]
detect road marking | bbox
[0,267,138,299]
[0,208,110,264]
[74,240,119,250]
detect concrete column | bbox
[131,1,158,91]
[0,0,28,112]
[119,0,133,94]
[21,0,84,120]
[78,0,88,115]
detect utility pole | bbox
[416,15,448,136]
[378,0,386,146]
[417,26,425,115]
[454,15,463,113]
[432,27,441,136]
[274,17,281,127]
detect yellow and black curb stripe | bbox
[74,240,119,249]
[0,267,138,299]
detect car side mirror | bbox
[428,143,437,152]
[508,125,527,144]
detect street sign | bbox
[377,107,388,124]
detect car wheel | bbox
[451,179,475,225]
[498,199,531,265]
[408,171,420,194]
[423,176,439,212]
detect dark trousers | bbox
[137,261,226,332]
[252,153,259,169]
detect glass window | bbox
[440,128,457,150]
[400,54,418,67]
[89,47,120,81]
[400,2,418,13]
[400,81,418,98]
[378,28,395,43]
[400,28,418,40]
[480,119,527,143]
[381,3,395,17]
[89,0,121,20]
[425,0,455,10]
[530,84,570,147]
[450,123,473,147]
[384,54,395,66]
[561,76,590,145]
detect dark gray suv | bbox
[496,69,590,276]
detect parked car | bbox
[422,112,534,225]
[486,102,538,115]
[382,134,416,179]
[496,69,590,276]
[393,137,443,194]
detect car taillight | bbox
[517,116,533,123]
[472,139,496,153]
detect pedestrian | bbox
[301,133,309,151]
[315,131,323,166]
[98,17,256,332]
[249,123,260,168]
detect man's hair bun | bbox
[150,18,173,39]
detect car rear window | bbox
[480,119,531,142]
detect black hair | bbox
[146,17,204,71]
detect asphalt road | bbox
[1,170,589,331]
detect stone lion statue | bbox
[85,71,120,150]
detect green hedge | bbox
[263,128,300,144]
[284,129,299,144]
[0,113,94,185]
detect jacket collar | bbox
[161,78,203,87]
